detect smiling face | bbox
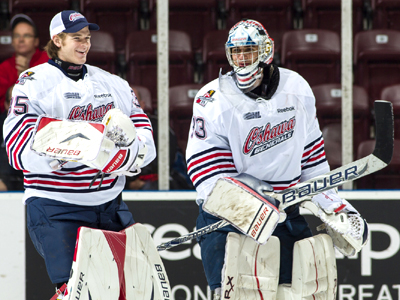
[53,26,91,64]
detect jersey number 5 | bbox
[191,116,206,140]
[11,96,29,115]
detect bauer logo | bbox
[250,206,269,238]
[281,164,368,203]
[155,264,170,299]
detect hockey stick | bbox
[157,100,393,251]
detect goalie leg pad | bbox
[276,234,337,300]
[220,232,280,300]
[124,224,172,300]
[204,174,281,245]
[66,224,171,300]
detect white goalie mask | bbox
[225,19,274,91]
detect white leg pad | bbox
[221,232,280,300]
[65,224,171,300]
[124,224,172,300]
[277,234,337,300]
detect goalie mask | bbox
[225,19,274,91]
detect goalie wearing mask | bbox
[3,10,157,299]
[186,19,369,300]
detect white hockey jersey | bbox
[186,68,330,204]
[3,60,156,205]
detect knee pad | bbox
[220,232,280,300]
[277,234,337,300]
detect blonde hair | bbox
[44,32,66,59]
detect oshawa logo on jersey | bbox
[195,90,215,107]
[16,71,35,85]
[243,117,296,156]
[68,102,115,121]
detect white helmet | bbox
[225,19,274,90]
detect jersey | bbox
[186,67,330,204]
[3,60,156,205]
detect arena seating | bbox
[226,0,295,57]
[380,84,400,139]
[201,29,230,83]
[353,29,400,109]
[148,0,219,53]
[125,30,194,109]
[312,84,371,152]
[355,139,400,189]
[281,29,341,86]
[321,123,342,171]
[169,84,203,152]
[80,0,140,56]
[301,0,365,36]
[86,31,116,74]
[371,0,400,30]
[0,30,14,63]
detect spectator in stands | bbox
[0,85,24,191]
[125,87,193,190]
[0,14,49,113]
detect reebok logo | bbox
[94,93,112,99]
[277,106,295,113]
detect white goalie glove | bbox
[31,109,147,177]
[308,189,369,256]
[80,108,147,176]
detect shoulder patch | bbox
[195,90,215,107]
[15,71,35,85]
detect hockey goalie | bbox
[184,18,371,300]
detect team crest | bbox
[195,90,215,107]
[16,71,35,85]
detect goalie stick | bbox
[157,100,393,251]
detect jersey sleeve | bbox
[300,93,330,182]
[129,87,156,168]
[3,81,55,173]
[185,94,238,203]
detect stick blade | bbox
[372,100,394,165]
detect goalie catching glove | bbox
[309,189,369,256]
[81,108,147,176]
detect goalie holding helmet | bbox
[3,10,166,300]
[186,19,369,300]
